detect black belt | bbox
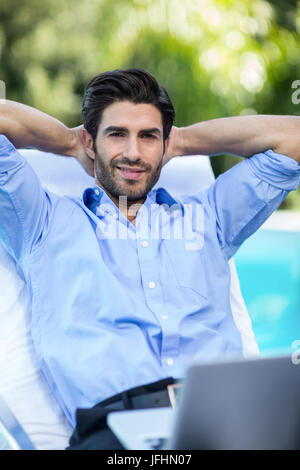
[99,377,183,411]
[101,388,171,410]
[69,377,183,449]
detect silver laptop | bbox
[107,355,300,450]
[0,395,35,450]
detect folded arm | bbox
[170,115,300,260]
[171,115,300,163]
[0,100,93,175]
[0,100,77,153]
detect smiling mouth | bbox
[116,166,146,180]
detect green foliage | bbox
[0,0,299,208]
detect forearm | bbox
[175,115,300,163]
[0,100,77,155]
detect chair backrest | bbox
[0,149,259,450]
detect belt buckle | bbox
[167,384,182,408]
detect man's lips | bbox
[115,166,146,181]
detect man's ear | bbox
[81,128,96,161]
[162,135,171,166]
[164,136,170,154]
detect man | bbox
[0,68,299,449]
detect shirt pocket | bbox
[162,238,208,301]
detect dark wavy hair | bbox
[82,68,175,144]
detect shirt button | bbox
[167,358,174,366]
[142,241,148,248]
[161,315,168,320]
[148,281,156,289]
[94,189,100,196]
[96,208,105,217]
[112,212,118,219]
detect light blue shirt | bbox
[0,134,299,425]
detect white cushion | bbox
[0,247,73,450]
[0,149,259,450]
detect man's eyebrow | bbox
[102,126,128,135]
[102,126,162,136]
[139,127,162,136]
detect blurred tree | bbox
[0,0,299,208]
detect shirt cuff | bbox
[247,149,300,191]
[0,134,24,172]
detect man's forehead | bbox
[99,100,163,131]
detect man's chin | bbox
[116,188,149,203]
[113,178,152,201]
[96,166,161,204]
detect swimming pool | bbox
[234,212,300,356]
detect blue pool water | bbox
[234,229,300,356]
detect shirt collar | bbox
[83,185,104,214]
[83,185,183,215]
[154,187,183,212]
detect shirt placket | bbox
[135,203,180,374]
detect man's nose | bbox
[125,137,141,160]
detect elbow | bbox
[273,139,300,164]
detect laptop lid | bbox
[170,355,300,450]
[108,355,300,450]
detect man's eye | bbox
[142,134,156,139]
[110,132,124,137]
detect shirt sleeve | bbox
[206,149,300,259]
[0,134,52,261]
